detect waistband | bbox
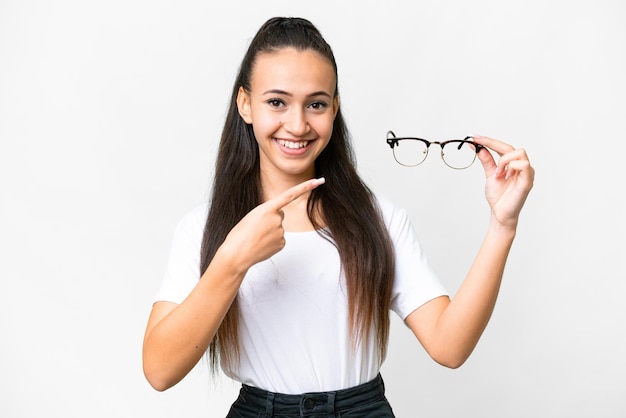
[239,374,387,416]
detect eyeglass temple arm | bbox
[386,130,398,148]
[456,136,485,153]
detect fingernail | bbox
[316,177,326,185]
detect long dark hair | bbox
[200,17,395,371]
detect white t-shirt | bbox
[154,193,447,394]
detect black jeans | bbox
[226,374,395,417]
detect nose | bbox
[283,108,309,137]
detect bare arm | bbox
[142,178,326,391]
[406,136,534,368]
[142,247,246,391]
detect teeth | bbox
[277,139,309,149]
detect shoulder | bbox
[370,190,409,229]
[184,202,209,222]
[371,191,395,215]
[170,202,209,245]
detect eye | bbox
[266,98,285,108]
[308,101,328,111]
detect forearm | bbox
[142,248,246,391]
[407,136,533,367]
[432,219,516,366]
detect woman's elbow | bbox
[430,349,471,369]
[144,369,179,392]
[143,356,179,392]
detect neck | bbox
[259,168,316,201]
[260,168,321,232]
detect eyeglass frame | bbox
[386,130,485,169]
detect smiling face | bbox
[237,47,339,184]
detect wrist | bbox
[212,242,250,279]
[488,216,518,239]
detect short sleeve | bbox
[153,204,208,304]
[376,194,448,320]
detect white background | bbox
[1,0,625,417]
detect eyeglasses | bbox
[386,130,484,169]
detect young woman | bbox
[142,17,534,417]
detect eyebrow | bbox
[262,89,332,98]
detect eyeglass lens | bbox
[392,139,428,167]
[393,139,478,169]
[440,141,479,169]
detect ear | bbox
[236,86,253,124]
[332,95,340,118]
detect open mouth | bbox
[276,139,311,149]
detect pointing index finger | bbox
[270,177,326,210]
